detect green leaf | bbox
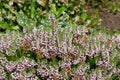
[12,26,20,30]
[5,70,12,80]
[58,21,67,28]
[0,21,12,30]
[81,13,88,21]
[86,54,102,70]
[31,0,36,18]
[111,74,119,80]
[16,12,35,28]
[57,7,66,17]
[51,4,57,15]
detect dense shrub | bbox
[0,25,120,79]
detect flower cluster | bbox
[0,26,120,79]
[0,65,6,80]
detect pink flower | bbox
[5,62,17,73]
[0,69,6,80]
[74,69,86,80]
[0,57,8,67]
[90,72,97,80]
[116,69,120,75]
[32,27,37,36]
[116,43,120,50]
[37,67,48,79]
[23,28,28,34]
[97,70,104,80]
[61,62,71,69]
[22,59,36,69]
[96,61,104,67]
[11,72,24,80]
[16,62,25,72]
[115,36,120,43]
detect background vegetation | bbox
[0,0,119,31]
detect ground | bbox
[100,9,120,33]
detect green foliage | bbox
[16,11,36,28]
[31,0,36,18]
[0,21,12,31]
[111,74,119,80]
[0,0,119,32]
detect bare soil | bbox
[99,9,120,33]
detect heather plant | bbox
[0,19,120,80]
